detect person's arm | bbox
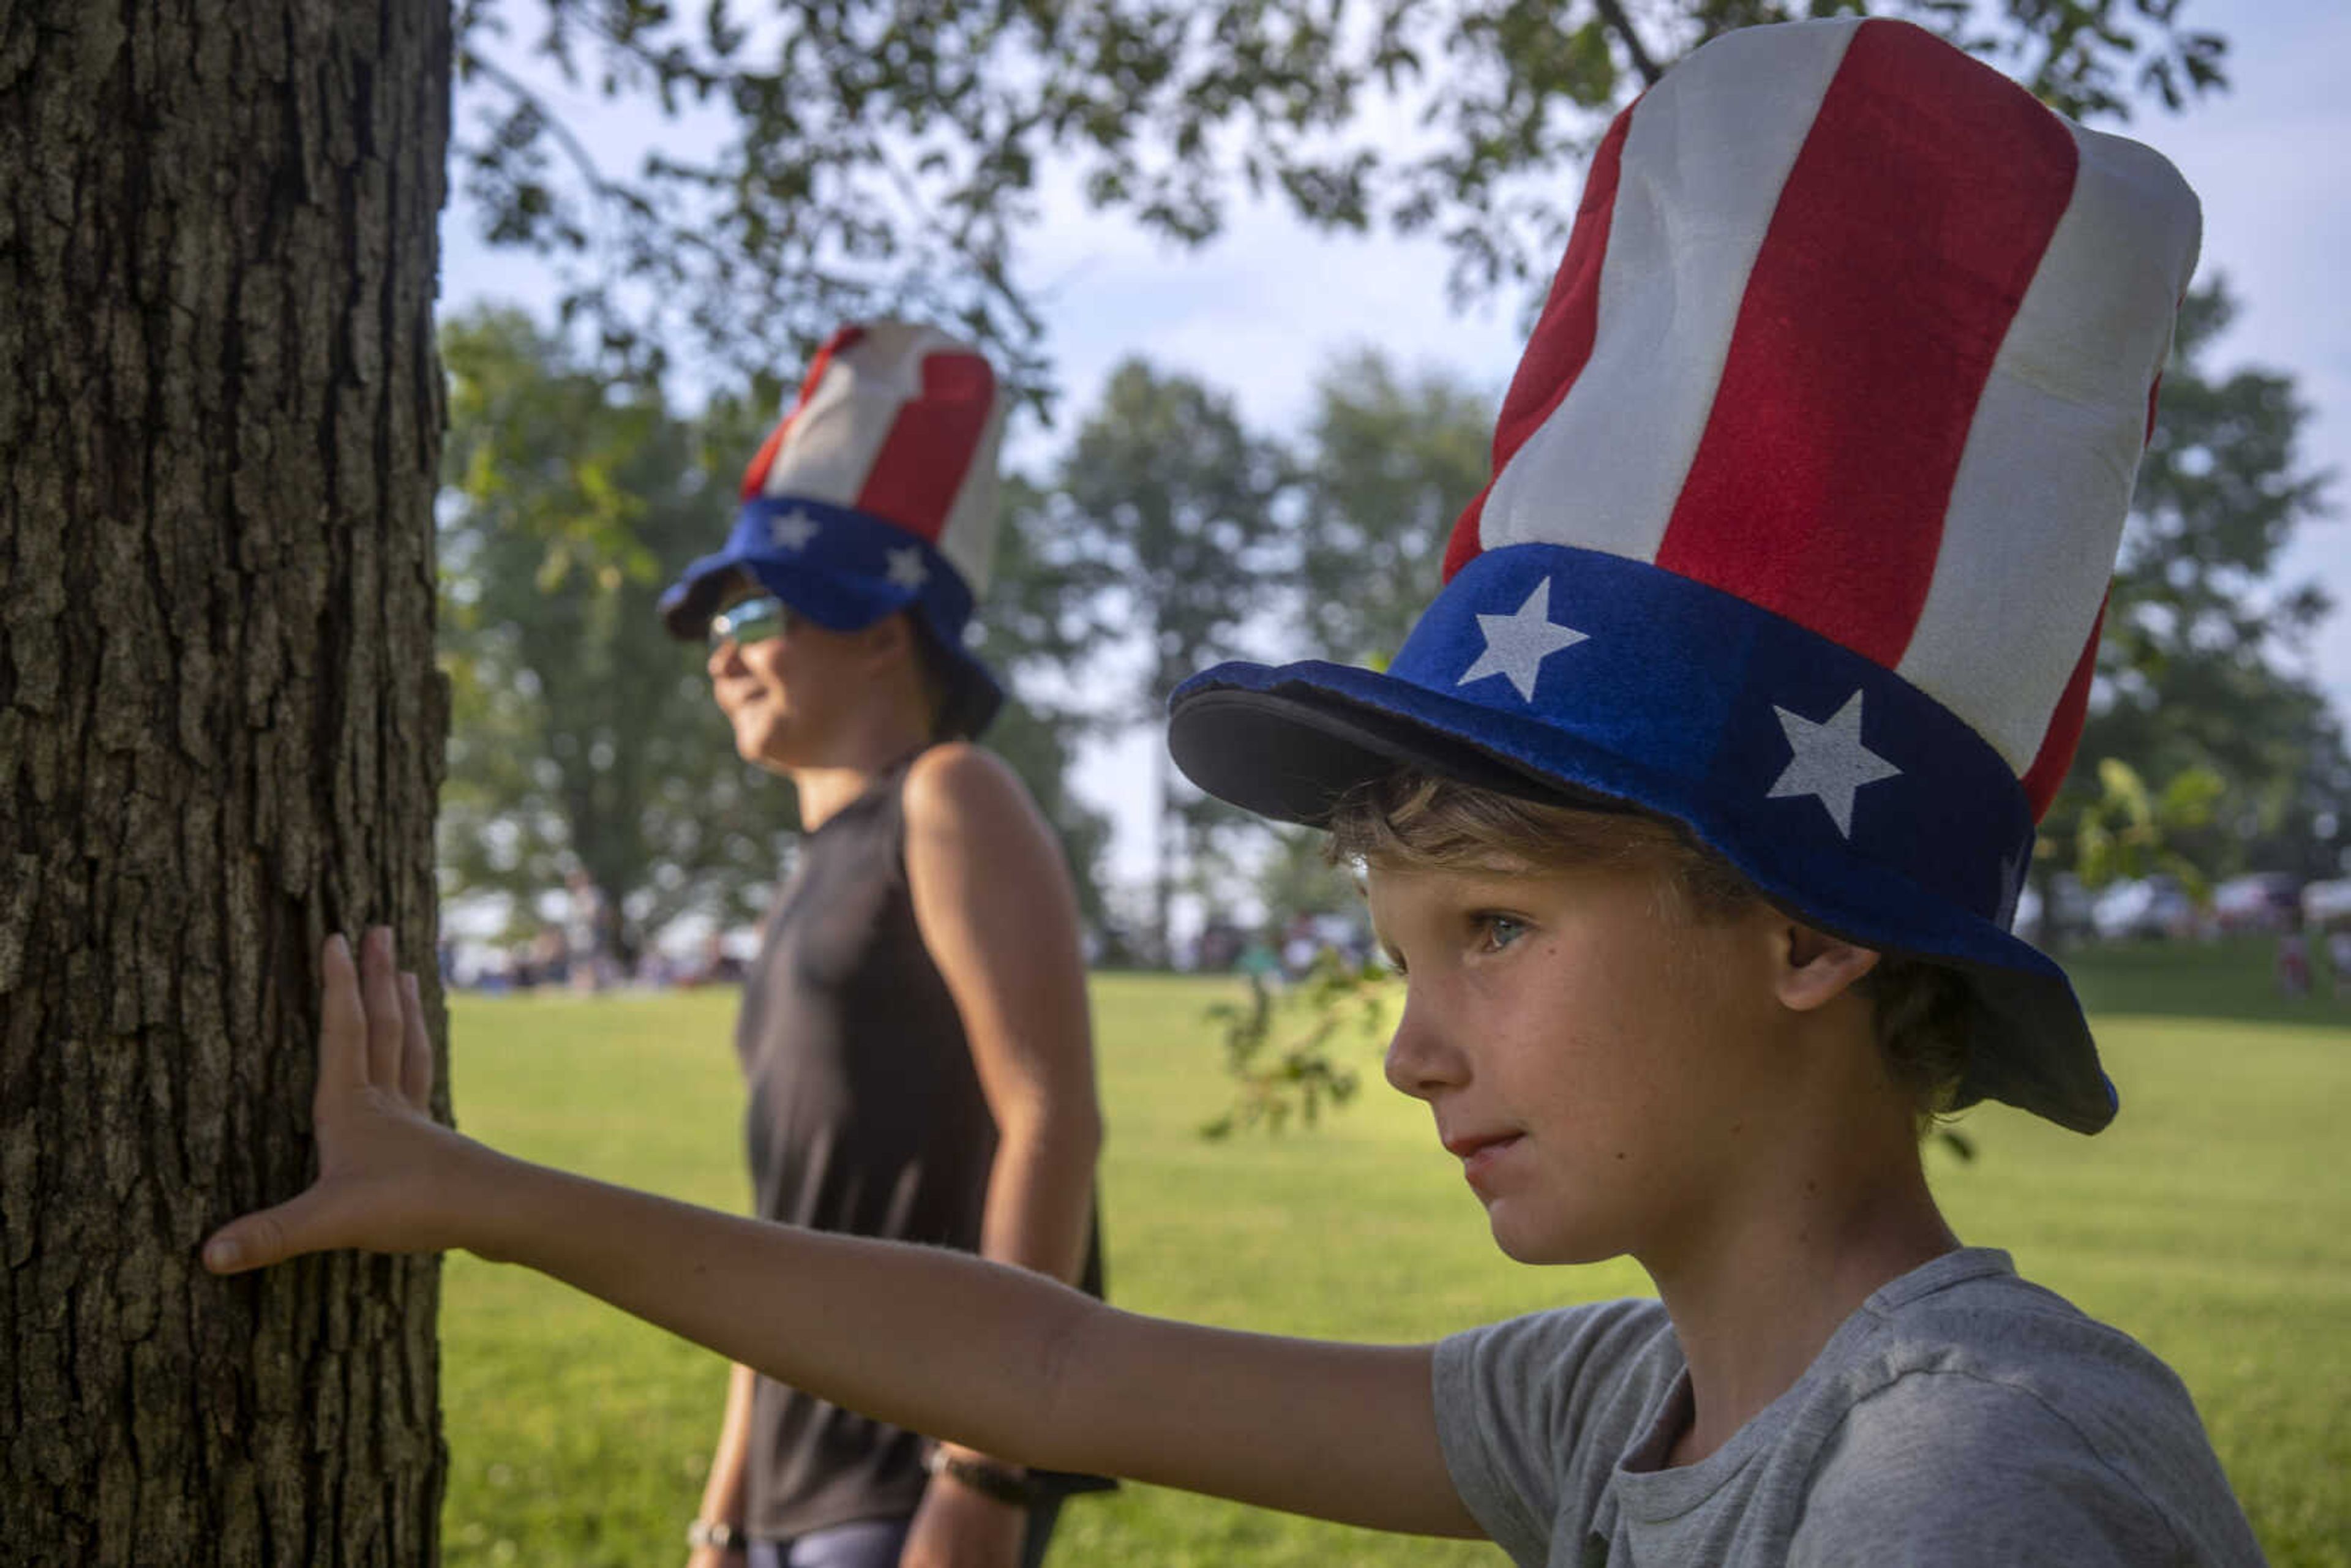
[904,743,1101,1296]
[684,1362,756,1568]
[201,930,1480,1540]
[898,745,1104,1564]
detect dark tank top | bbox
[734,756,1108,1540]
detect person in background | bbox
[2275,928,2312,998]
[658,323,1111,1568]
[564,868,611,993]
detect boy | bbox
[204,17,2265,1564]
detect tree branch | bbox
[462,47,620,203]
[1591,0,1664,87]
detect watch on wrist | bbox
[924,1447,1038,1508]
[686,1518,748,1552]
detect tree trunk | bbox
[1,4,452,1562]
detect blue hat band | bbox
[718,495,976,635]
[1371,544,2036,926]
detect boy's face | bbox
[1368,860,1794,1268]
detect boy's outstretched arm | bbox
[203,930,1482,1541]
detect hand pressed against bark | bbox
[203,928,480,1273]
[200,934,1475,1540]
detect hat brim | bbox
[1169,659,2115,1134]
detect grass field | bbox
[439,939,2350,1566]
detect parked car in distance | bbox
[2090,875,2199,942]
[2212,872,2304,934]
[2303,877,2351,931]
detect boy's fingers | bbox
[317,934,366,1101]
[399,972,433,1109]
[201,1188,337,1276]
[362,926,405,1089]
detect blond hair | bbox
[1325,773,1971,1123]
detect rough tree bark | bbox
[1,4,452,1562]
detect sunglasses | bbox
[707,595,793,650]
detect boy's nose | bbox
[1382,997,1467,1100]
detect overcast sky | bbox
[441,0,2351,895]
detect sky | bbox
[441,0,2351,900]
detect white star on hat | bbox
[1767,691,1901,838]
[883,546,929,590]
[768,508,820,551]
[1457,578,1589,703]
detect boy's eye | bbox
[1472,913,1529,953]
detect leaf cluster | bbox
[2048,757,2224,896]
[451,1,2226,386]
[1684,1,2224,118]
[1199,948,1387,1139]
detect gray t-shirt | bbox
[1433,1248,2265,1566]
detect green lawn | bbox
[440,945,2351,1566]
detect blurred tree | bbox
[1295,350,1496,669]
[438,308,800,956]
[440,312,1117,950]
[2048,280,2345,889]
[1214,350,1495,940]
[1050,361,1288,961]
[452,1,2227,387]
[970,475,1122,938]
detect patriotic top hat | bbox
[1168,17,2201,1133]
[661,320,1011,738]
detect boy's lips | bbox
[1442,1129,1524,1188]
[1441,1129,1516,1159]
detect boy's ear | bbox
[1774,921,1881,1013]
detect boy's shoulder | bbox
[1834,1247,2201,1432]
[1794,1248,2264,1567]
[1431,1253,2263,1567]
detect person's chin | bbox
[1488,1215,1565,1266]
[732,712,794,769]
[1485,1202,1613,1267]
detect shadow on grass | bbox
[2060,934,2351,1027]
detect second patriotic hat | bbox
[1167,17,2202,1133]
[661,321,1011,737]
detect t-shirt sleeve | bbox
[1789,1370,2195,1567]
[1431,1299,1674,1566]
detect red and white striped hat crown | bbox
[1450,17,2200,816]
[1170,17,2202,1133]
[735,321,1007,597]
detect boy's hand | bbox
[203,928,482,1274]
